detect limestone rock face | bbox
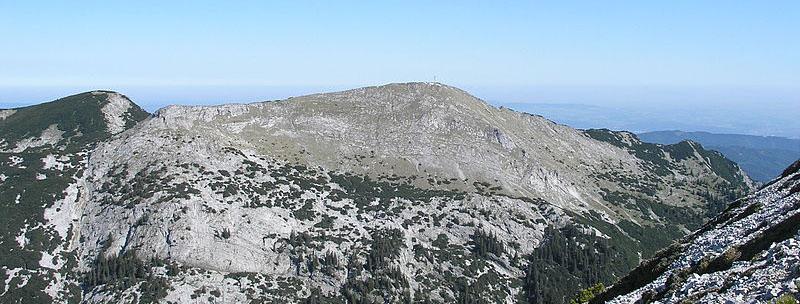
[150,83,749,218]
[597,160,800,303]
[1,84,753,303]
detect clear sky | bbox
[1,1,798,87]
[1,1,798,136]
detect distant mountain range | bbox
[497,102,800,140]
[638,131,800,182]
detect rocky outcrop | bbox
[595,159,800,303]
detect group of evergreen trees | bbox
[340,229,411,303]
[365,228,405,272]
[453,277,491,304]
[81,250,170,303]
[524,225,618,304]
[83,250,147,288]
[470,229,504,259]
[303,250,341,278]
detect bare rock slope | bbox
[1,83,751,303]
[596,160,800,303]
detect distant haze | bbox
[494,100,800,139]
[474,85,800,139]
[1,84,797,139]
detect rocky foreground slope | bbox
[594,160,800,303]
[1,83,751,303]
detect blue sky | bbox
[1,1,798,136]
[1,1,798,87]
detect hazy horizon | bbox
[1,83,797,138]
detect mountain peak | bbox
[292,82,490,110]
[93,91,139,134]
[145,83,750,214]
[0,90,149,152]
[348,81,460,92]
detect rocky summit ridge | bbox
[0,83,754,303]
